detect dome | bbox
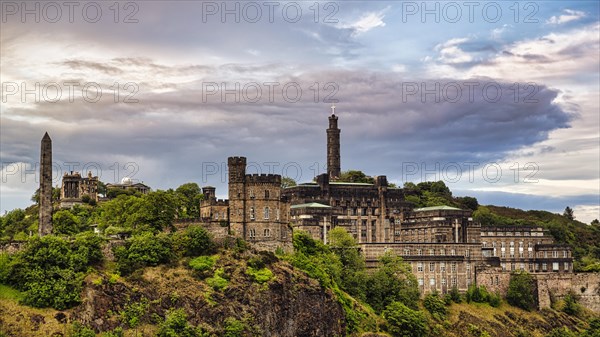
[121,177,133,185]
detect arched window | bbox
[250,207,255,220]
[265,190,270,198]
[264,207,270,220]
[249,229,256,238]
[264,228,271,237]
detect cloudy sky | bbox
[1,1,599,223]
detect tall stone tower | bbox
[39,132,53,236]
[327,105,341,179]
[228,156,247,237]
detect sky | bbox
[1,1,599,223]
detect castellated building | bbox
[200,157,292,252]
[198,108,575,295]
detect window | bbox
[441,278,446,286]
[417,263,423,272]
[249,229,256,238]
[417,249,422,256]
[552,262,559,271]
[264,228,271,237]
[520,263,525,270]
[451,249,456,256]
[264,207,270,220]
[418,278,424,286]
[564,262,569,271]
[265,190,270,198]
[403,249,410,255]
[249,190,255,198]
[440,262,446,272]
[466,249,470,257]
[451,262,457,272]
[429,249,434,256]
[552,251,558,258]
[542,263,547,271]
[429,263,435,272]
[501,263,506,271]
[250,207,255,220]
[451,277,457,286]
[466,263,471,273]
[440,249,446,255]
[429,278,435,286]
[276,208,280,220]
[563,250,568,258]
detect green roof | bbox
[290,202,332,209]
[414,205,463,212]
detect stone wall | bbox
[475,267,600,313]
[536,272,600,312]
[0,242,26,254]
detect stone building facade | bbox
[60,171,99,208]
[106,177,151,195]
[184,108,579,299]
[225,156,292,251]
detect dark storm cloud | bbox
[2,66,574,191]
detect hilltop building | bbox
[197,107,573,295]
[60,171,99,208]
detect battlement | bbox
[245,173,281,184]
[228,156,247,165]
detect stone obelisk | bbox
[39,132,53,236]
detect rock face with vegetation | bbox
[1,180,599,336]
[73,249,346,336]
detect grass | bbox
[0,284,23,301]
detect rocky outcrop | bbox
[71,251,346,336]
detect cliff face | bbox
[71,250,346,336]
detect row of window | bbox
[402,248,470,257]
[418,276,459,287]
[501,262,570,272]
[248,190,276,199]
[249,207,280,221]
[416,262,471,273]
[248,228,271,238]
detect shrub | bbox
[506,271,536,311]
[223,317,245,337]
[448,285,462,303]
[488,292,502,307]
[157,308,208,337]
[562,291,581,316]
[466,285,489,303]
[189,255,217,273]
[383,301,428,337]
[546,327,578,337]
[206,268,229,290]
[114,232,172,275]
[423,292,447,320]
[71,322,95,337]
[246,267,274,284]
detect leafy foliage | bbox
[337,170,375,184]
[114,232,173,275]
[423,292,447,320]
[507,271,536,311]
[5,234,104,310]
[246,266,273,284]
[365,252,420,313]
[157,308,209,337]
[383,301,428,337]
[328,227,367,300]
[189,255,217,273]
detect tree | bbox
[365,252,419,313]
[383,301,428,337]
[506,271,536,311]
[281,177,297,188]
[423,291,447,320]
[175,183,202,219]
[591,219,599,226]
[563,206,574,220]
[338,170,375,184]
[114,232,173,275]
[52,210,81,235]
[328,227,367,300]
